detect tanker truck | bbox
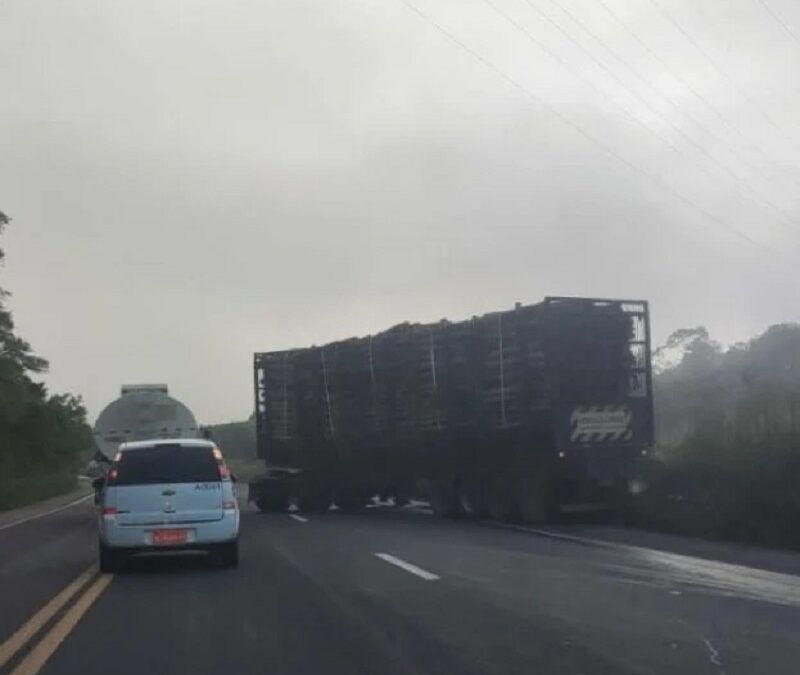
[249,297,654,523]
[92,384,200,463]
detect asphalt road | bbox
[2,495,800,675]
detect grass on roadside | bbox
[0,471,78,511]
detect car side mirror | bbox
[92,476,106,490]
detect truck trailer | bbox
[92,384,200,462]
[249,297,654,522]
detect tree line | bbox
[0,212,92,509]
[632,323,800,548]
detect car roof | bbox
[119,438,216,452]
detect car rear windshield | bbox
[112,445,220,486]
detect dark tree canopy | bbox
[638,322,800,547]
[0,211,91,509]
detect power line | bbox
[753,0,800,47]
[396,0,764,249]
[522,0,796,228]
[594,0,800,188]
[647,0,794,141]
[477,0,683,155]
[487,0,790,232]
[544,0,778,186]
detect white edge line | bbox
[289,514,309,523]
[484,520,676,556]
[375,553,440,580]
[0,494,93,532]
[491,523,621,547]
[485,521,800,581]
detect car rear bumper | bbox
[99,510,239,549]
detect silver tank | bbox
[92,384,199,461]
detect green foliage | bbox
[0,213,92,510]
[205,416,256,460]
[0,210,7,261]
[635,323,800,547]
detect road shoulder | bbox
[0,483,93,531]
[516,523,800,577]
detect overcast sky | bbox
[1,0,799,424]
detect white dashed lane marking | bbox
[375,553,440,581]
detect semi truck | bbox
[249,297,654,522]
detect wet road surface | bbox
[2,496,799,675]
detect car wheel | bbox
[99,541,120,573]
[214,540,239,568]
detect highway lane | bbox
[2,500,800,675]
[0,496,95,652]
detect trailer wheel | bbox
[515,474,557,524]
[254,496,289,513]
[393,492,410,508]
[457,477,488,519]
[335,492,369,511]
[430,479,458,518]
[487,477,518,523]
[298,493,330,513]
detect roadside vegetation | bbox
[633,324,800,549]
[0,212,92,510]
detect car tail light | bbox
[102,506,118,516]
[212,446,231,479]
[222,500,237,510]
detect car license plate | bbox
[152,529,188,545]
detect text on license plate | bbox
[152,529,188,545]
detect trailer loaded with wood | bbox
[249,296,653,522]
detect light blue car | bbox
[95,439,240,572]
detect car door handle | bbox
[162,489,176,496]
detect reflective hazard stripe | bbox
[570,404,633,443]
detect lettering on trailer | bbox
[570,405,633,443]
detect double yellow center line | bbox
[0,565,113,675]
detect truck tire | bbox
[430,479,458,517]
[254,496,289,513]
[335,492,369,511]
[610,479,635,525]
[515,475,557,524]
[99,541,121,574]
[457,477,488,519]
[487,477,518,523]
[214,540,239,568]
[298,493,330,513]
[393,492,410,508]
